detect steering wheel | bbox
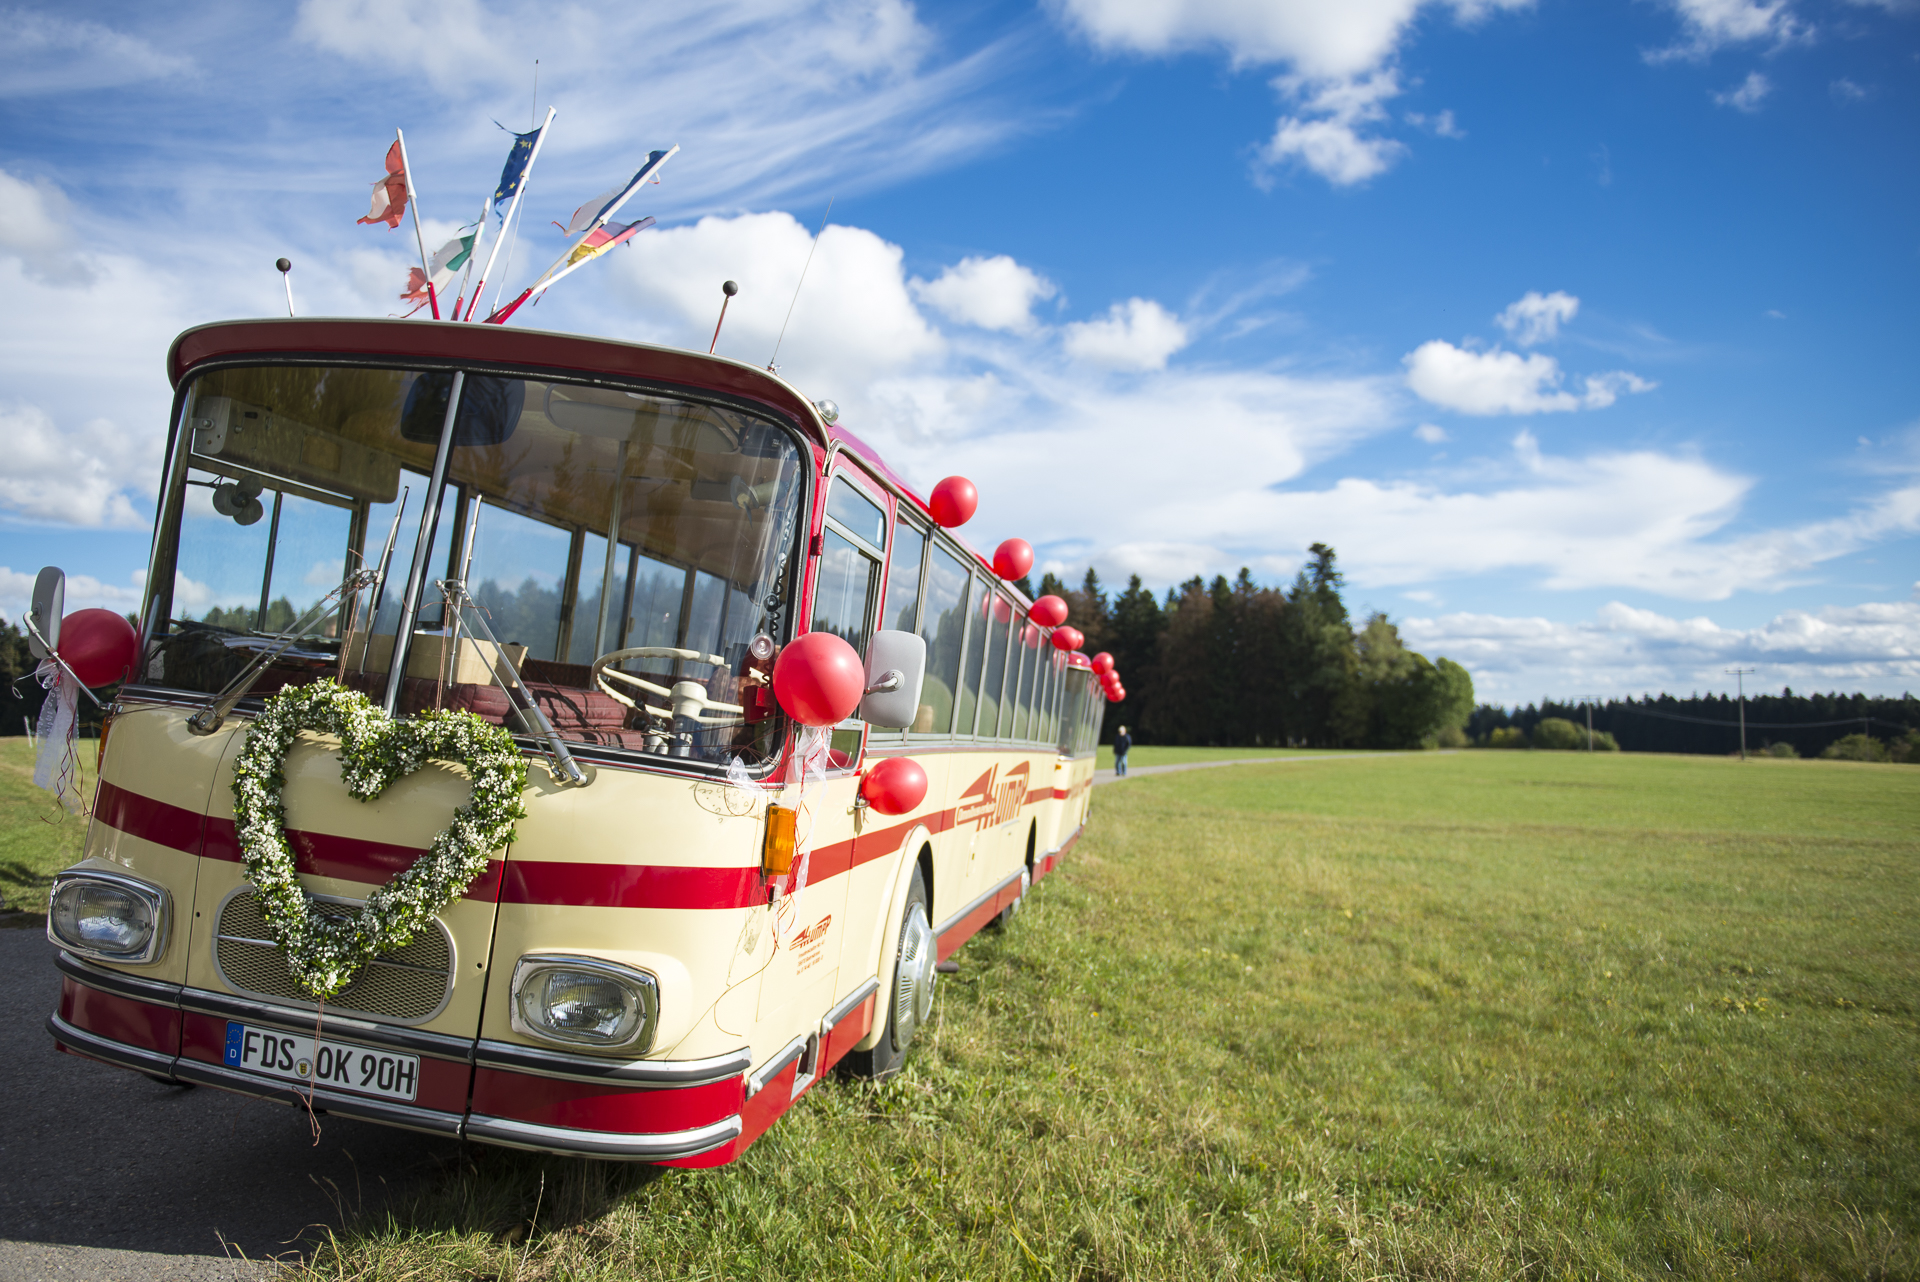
[591,646,745,726]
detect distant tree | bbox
[1821,733,1889,763]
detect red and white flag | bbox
[357,141,409,229]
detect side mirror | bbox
[27,566,64,660]
[859,630,926,730]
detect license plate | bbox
[223,1022,419,1102]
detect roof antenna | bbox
[276,257,294,316]
[767,195,832,373]
[710,280,738,353]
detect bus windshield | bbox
[142,363,806,768]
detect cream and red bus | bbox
[43,317,1105,1165]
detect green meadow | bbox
[0,736,92,917]
[283,749,1918,1280]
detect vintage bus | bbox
[43,317,1105,1165]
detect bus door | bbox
[756,471,886,1070]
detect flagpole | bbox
[394,127,439,319]
[467,105,555,323]
[485,227,644,325]
[520,145,678,302]
[452,195,487,321]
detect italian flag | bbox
[401,231,475,305]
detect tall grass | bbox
[297,751,1919,1279]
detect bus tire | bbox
[842,866,934,1081]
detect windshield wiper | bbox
[436,579,589,787]
[187,569,378,735]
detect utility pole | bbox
[1726,668,1755,760]
[1577,696,1599,752]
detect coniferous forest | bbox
[1031,544,1477,751]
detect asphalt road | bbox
[0,923,460,1280]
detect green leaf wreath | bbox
[230,679,528,1000]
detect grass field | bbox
[0,736,93,916]
[278,749,1919,1281]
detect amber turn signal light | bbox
[763,804,798,876]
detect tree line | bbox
[1470,693,1919,760]
[1028,544,1476,750]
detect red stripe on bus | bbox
[499,861,764,911]
[93,780,502,899]
[93,780,207,856]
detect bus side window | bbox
[917,543,970,737]
[956,574,990,736]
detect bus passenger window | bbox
[1012,632,1037,740]
[955,574,990,735]
[916,545,969,735]
[625,552,684,650]
[885,522,925,634]
[979,593,1011,740]
[828,477,887,550]
[464,501,572,660]
[812,528,876,657]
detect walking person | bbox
[1113,725,1132,778]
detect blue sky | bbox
[1,0,1915,703]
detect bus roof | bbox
[167,317,1024,603]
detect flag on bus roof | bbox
[553,150,674,237]
[563,216,654,267]
[357,140,409,228]
[492,125,542,215]
[401,229,477,305]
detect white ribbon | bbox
[771,725,832,938]
[32,659,81,813]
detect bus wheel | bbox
[843,867,934,1081]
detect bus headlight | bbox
[510,955,658,1052]
[48,871,168,965]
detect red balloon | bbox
[57,608,137,688]
[1050,626,1084,652]
[991,538,1033,581]
[861,756,928,816]
[928,477,978,528]
[772,632,866,727]
[1028,595,1068,628]
[1090,651,1114,675]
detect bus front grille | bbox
[213,890,454,1023]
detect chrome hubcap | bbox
[894,903,935,1050]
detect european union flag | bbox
[493,127,541,214]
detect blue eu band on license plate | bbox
[223,1022,420,1102]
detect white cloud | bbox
[1054,0,1529,188]
[1403,598,1920,701]
[1405,108,1465,138]
[913,255,1057,333]
[1830,77,1869,101]
[0,10,191,97]
[1415,423,1448,443]
[1249,432,1920,602]
[0,565,145,626]
[0,169,92,285]
[1259,71,1408,186]
[1053,0,1527,78]
[0,404,152,528]
[1714,71,1773,112]
[607,211,942,394]
[1404,341,1653,414]
[1646,0,1805,62]
[1060,298,1191,369]
[1494,290,1579,346]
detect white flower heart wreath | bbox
[230,679,528,1000]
